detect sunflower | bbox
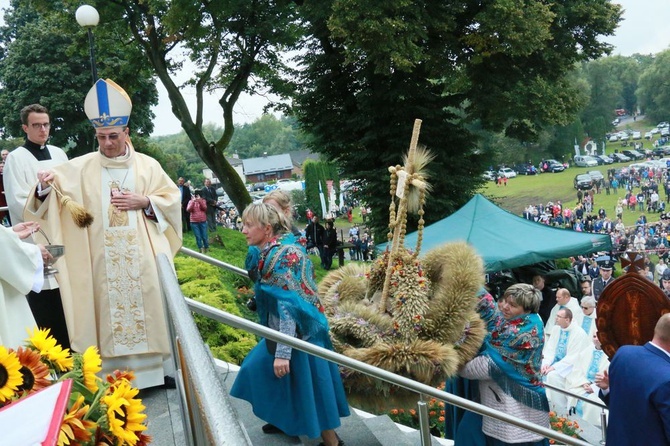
[14,346,52,393]
[58,395,95,446]
[27,327,73,372]
[0,346,22,402]
[81,346,102,392]
[103,379,147,445]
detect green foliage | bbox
[555,258,573,270]
[227,115,306,158]
[295,0,621,240]
[175,229,257,364]
[291,189,308,224]
[637,50,670,123]
[0,0,157,157]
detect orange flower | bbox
[409,409,417,416]
[14,346,52,394]
[429,410,436,417]
[58,395,95,446]
[106,369,136,389]
[438,416,445,422]
[391,409,399,415]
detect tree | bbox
[75,0,305,212]
[0,1,157,156]
[637,50,670,123]
[295,0,621,239]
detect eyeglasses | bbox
[95,133,123,142]
[30,123,51,130]
[581,306,593,310]
[556,315,568,319]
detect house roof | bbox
[243,153,293,175]
[288,150,320,167]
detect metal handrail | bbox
[157,254,251,446]
[543,381,608,445]
[185,296,591,446]
[176,247,599,445]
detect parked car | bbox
[658,121,669,128]
[608,134,619,142]
[652,147,669,158]
[574,155,599,167]
[594,154,614,165]
[645,131,654,140]
[610,152,631,163]
[497,167,517,178]
[574,174,595,190]
[482,171,496,181]
[622,149,644,160]
[632,131,642,140]
[252,181,267,191]
[513,164,538,175]
[539,159,565,173]
[586,170,605,183]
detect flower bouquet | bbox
[0,328,150,445]
[548,411,582,444]
[386,384,447,438]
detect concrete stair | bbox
[219,368,451,446]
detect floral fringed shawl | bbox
[250,233,331,347]
[476,291,549,412]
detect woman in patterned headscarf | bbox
[457,284,550,446]
[230,202,349,446]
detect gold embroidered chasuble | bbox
[26,144,182,387]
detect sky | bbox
[0,0,668,135]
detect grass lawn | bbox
[482,118,668,228]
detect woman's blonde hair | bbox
[263,190,293,220]
[242,202,290,235]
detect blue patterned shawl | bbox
[476,291,549,411]
[247,233,331,346]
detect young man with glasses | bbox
[26,79,182,390]
[3,103,70,350]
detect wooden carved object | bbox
[596,251,670,359]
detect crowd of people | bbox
[2,88,667,444]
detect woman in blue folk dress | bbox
[230,202,349,446]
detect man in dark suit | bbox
[592,260,614,301]
[599,313,670,445]
[178,177,191,231]
[201,178,218,232]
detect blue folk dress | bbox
[230,233,350,438]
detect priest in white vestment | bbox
[544,288,583,337]
[578,296,597,338]
[25,79,182,389]
[566,330,609,426]
[541,308,591,414]
[0,222,45,346]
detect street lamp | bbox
[75,5,100,85]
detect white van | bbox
[574,155,599,167]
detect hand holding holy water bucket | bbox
[36,228,64,278]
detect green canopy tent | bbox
[378,194,612,272]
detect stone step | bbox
[220,371,412,446]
